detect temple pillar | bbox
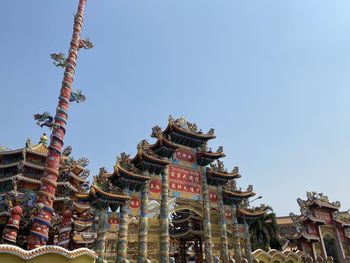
[94,209,109,263]
[243,219,252,263]
[202,167,213,263]
[231,204,242,263]
[217,185,229,263]
[160,168,170,263]
[334,226,346,263]
[117,189,129,263]
[138,183,149,263]
[318,225,327,260]
[58,209,72,249]
[2,205,22,244]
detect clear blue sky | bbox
[1,1,350,216]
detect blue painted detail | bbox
[173,192,180,198]
[192,163,198,169]
[172,159,179,165]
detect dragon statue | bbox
[50,53,67,68]
[33,112,54,128]
[70,90,86,103]
[79,38,94,49]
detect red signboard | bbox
[169,165,201,197]
[150,180,161,193]
[129,197,140,209]
[209,191,218,202]
[175,149,196,163]
[225,210,232,219]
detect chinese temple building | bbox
[277,192,350,263]
[99,116,267,263]
[0,134,118,251]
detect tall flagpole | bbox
[28,0,88,249]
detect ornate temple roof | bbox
[206,161,241,185]
[90,185,129,202]
[131,141,169,174]
[222,181,255,199]
[113,153,151,182]
[287,232,320,242]
[197,144,225,166]
[237,206,267,218]
[149,126,180,158]
[300,192,341,210]
[333,211,350,227]
[161,116,216,148]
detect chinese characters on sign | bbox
[169,165,202,198]
[176,149,196,163]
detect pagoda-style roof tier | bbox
[297,214,326,224]
[333,211,350,227]
[223,189,256,199]
[287,232,320,242]
[334,218,350,227]
[149,130,180,158]
[237,207,267,218]
[206,162,241,185]
[113,164,150,183]
[131,141,169,174]
[172,213,202,224]
[300,192,341,211]
[90,185,129,203]
[223,182,255,199]
[170,228,202,240]
[161,116,216,148]
[196,145,225,166]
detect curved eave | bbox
[0,174,41,185]
[223,190,255,199]
[334,219,350,227]
[91,185,129,201]
[26,148,47,157]
[287,232,320,241]
[304,200,340,210]
[172,215,202,224]
[0,162,19,169]
[299,215,326,224]
[197,151,225,160]
[197,152,226,166]
[170,228,202,238]
[69,171,86,183]
[0,149,23,155]
[132,149,169,167]
[238,208,266,217]
[207,170,241,180]
[150,137,180,151]
[114,165,150,182]
[164,122,216,141]
[75,192,90,199]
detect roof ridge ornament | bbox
[305,191,340,207]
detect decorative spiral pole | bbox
[2,205,22,244]
[57,210,73,249]
[28,0,88,249]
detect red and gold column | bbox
[28,0,87,249]
[2,205,22,244]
